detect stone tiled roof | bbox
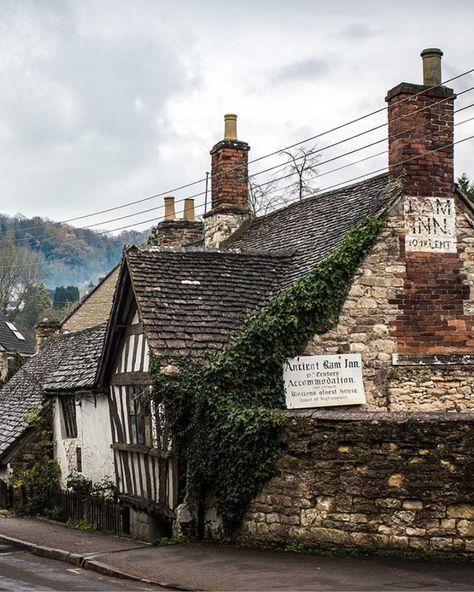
[43,325,107,393]
[0,311,34,355]
[124,248,291,359]
[0,325,106,460]
[223,174,395,283]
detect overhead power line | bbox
[1,129,473,270]
[2,66,472,240]
[248,68,474,164]
[5,84,474,246]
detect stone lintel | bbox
[392,353,474,366]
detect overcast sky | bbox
[0,0,473,231]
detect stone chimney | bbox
[35,319,60,351]
[203,114,250,247]
[148,197,203,247]
[386,48,454,198]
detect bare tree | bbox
[248,144,320,217]
[280,144,320,201]
[248,180,292,217]
[0,233,42,311]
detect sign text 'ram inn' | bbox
[404,196,457,254]
[283,354,366,409]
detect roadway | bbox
[0,543,168,591]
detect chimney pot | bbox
[421,48,443,86]
[224,114,238,140]
[183,198,195,221]
[164,196,176,220]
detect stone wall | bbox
[0,405,54,485]
[204,210,250,248]
[237,410,474,556]
[62,266,119,333]
[305,196,474,411]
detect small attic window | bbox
[5,321,26,341]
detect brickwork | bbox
[209,139,250,212]
[304,197,474,411]
[386,84,454,197]
[149,220,203,247]
[62,267,120,333]
[236,411,474,556]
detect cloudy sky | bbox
[0,0,473,231]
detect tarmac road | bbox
[0,543,167,592]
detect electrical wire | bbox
[1,130,473,270]
[2,67,473,239]
[5,87,474,246]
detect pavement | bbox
[1,515,474,591]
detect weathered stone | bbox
[403,500,423,510]
[430,537,453,551]
[457,520,474,538]
[447,505,474,519]
[388,474,407,488]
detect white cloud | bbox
[0,0,472,228]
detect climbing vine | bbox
[150,216,384,532]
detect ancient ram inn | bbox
[1,48,474,556]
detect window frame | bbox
[60,396,78,439]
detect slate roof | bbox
[0,311,34,355]
[124,248,292,359]
[223,174,396,284]
[0,325,106,460]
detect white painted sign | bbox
[404,196,457,253]
[284,354,366,409]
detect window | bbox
[129,393,146,445]
[61,396,77,438]
[76,447,82,472]
[128,387,154,446]
[5,321,26,341]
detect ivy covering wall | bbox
[150,216,384,532]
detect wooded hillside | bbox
[0,214,149,288]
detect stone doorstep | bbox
[0,531,197,591]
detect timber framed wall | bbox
[108,308,177,520]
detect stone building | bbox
[94,47,474,552]
[61,265,120,333]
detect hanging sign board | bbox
[283,354,366,409]
[404,196,457,254]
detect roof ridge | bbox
[128,245,294,259]
[224,172,389,238]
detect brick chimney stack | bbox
[148,197,203,247]
[203,114,251,247]
[386,48,454,197]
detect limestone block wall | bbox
[62,267,119,333]
[237,411,474,556]
[305,197,474,411]
[204,211,249,248]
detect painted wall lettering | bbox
[404,196,457,253]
